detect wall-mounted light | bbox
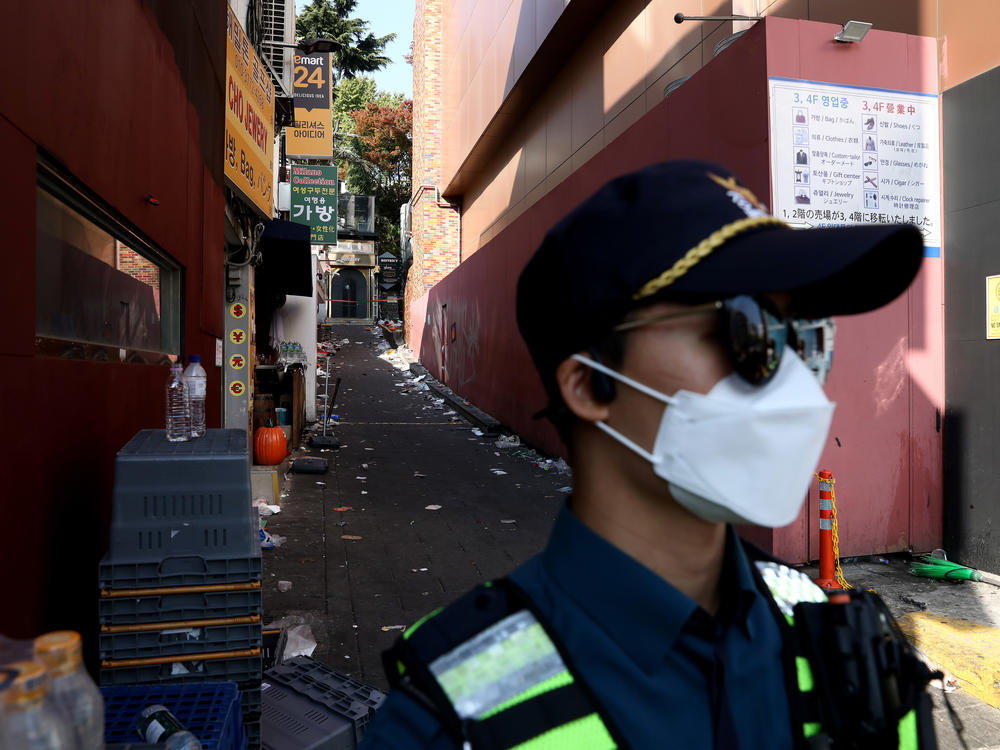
[834,20,872,43]
[674,12,762,24]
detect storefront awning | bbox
[258,220,312,297]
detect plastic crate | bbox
[100,550,262,590]
[261,629,287,671]
[102,682,245,750]
[239,681,262,715]
[261,657,386,749]
[109,430,254,562]
[100,622,263,661]
[99,588,262,625]
[245,718,261,750]
[100,654,262,687]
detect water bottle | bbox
[136,704,202,749]
[32,632,103,750]
[165,364,190,442]
[0,660,73,749]
[182,355,207,438]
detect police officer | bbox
[361,161,937,749]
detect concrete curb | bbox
[376,322,505,435]
[407,362,504,435]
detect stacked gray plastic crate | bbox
[262,656,386,750]
[98,429,263,749]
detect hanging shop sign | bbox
[286,52,333,158]
[225,7,274,217]
[378,252,401,284]
[289,164,339,243]
[329,240,374,266]
[769,77,941,256]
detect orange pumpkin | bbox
[254,424,287,465]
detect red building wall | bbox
[0,1,225,642]
[411,18,944,562]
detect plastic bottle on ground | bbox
[165,364,190,442]
[136,704,203,749]
[32,631,104,750]
[182,355,207,438]
[0,660,73,749]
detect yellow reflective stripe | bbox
[510,713,616,750]
[795,656,815,693]
[479,670,573,720]
[803,722,822,738]
[404,607,444,640]
[898,709,918,750]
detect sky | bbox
[295,0,415,99]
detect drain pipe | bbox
[410,184,461,266]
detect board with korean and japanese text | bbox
[769,77,941,255]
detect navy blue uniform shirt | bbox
[361,503,796,749]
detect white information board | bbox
[769,77,941,255]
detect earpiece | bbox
[586,348,617,402]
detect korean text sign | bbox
[290,164,339,243]
[769,77,941,255]
[286,53,333,158]
[225,7,274,217]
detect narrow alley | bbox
[261,323,571,690]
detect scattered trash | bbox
[341,535,363,540]
[425,504,442,511]
[472,429,484,436]
[558,486,572,493]
[332,506,353,512]
[495,435,521,448]
[362,463,368,469]
[254,499,281,516]
[364,447,375,451]
[414,472,426,478]
[356,476,367,480]
[381,625,406,632]
[277,580,293,592]
[361,490,368,495]
[411,568,429,572]
[316,481,326,487]
[490,469,508,476]
[500,519,516,524]
[263,615,317,661]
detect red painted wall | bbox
[0,2,225,641]
[411,18,943,561]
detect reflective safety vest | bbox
[387,561,930,750]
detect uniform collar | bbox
[540,502,762,671]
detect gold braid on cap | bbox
[632,215,788,300]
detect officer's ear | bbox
[554,354,612,424]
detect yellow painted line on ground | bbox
[336,421,459,425]
[897,611,1000,709]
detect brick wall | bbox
[406,0,460,335]
[118,244,161,314]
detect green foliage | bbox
[295,0,395,83]
[340,99,412,254]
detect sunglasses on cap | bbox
[612,295,836,386]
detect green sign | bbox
[290,164,338,243]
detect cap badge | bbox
[708,173,769,219]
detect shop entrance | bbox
[329,267,370,320]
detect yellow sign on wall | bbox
[285,53,333,158]
[988,275,1000,340]
[225,7,274,217]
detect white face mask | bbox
[572,348,835,527]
